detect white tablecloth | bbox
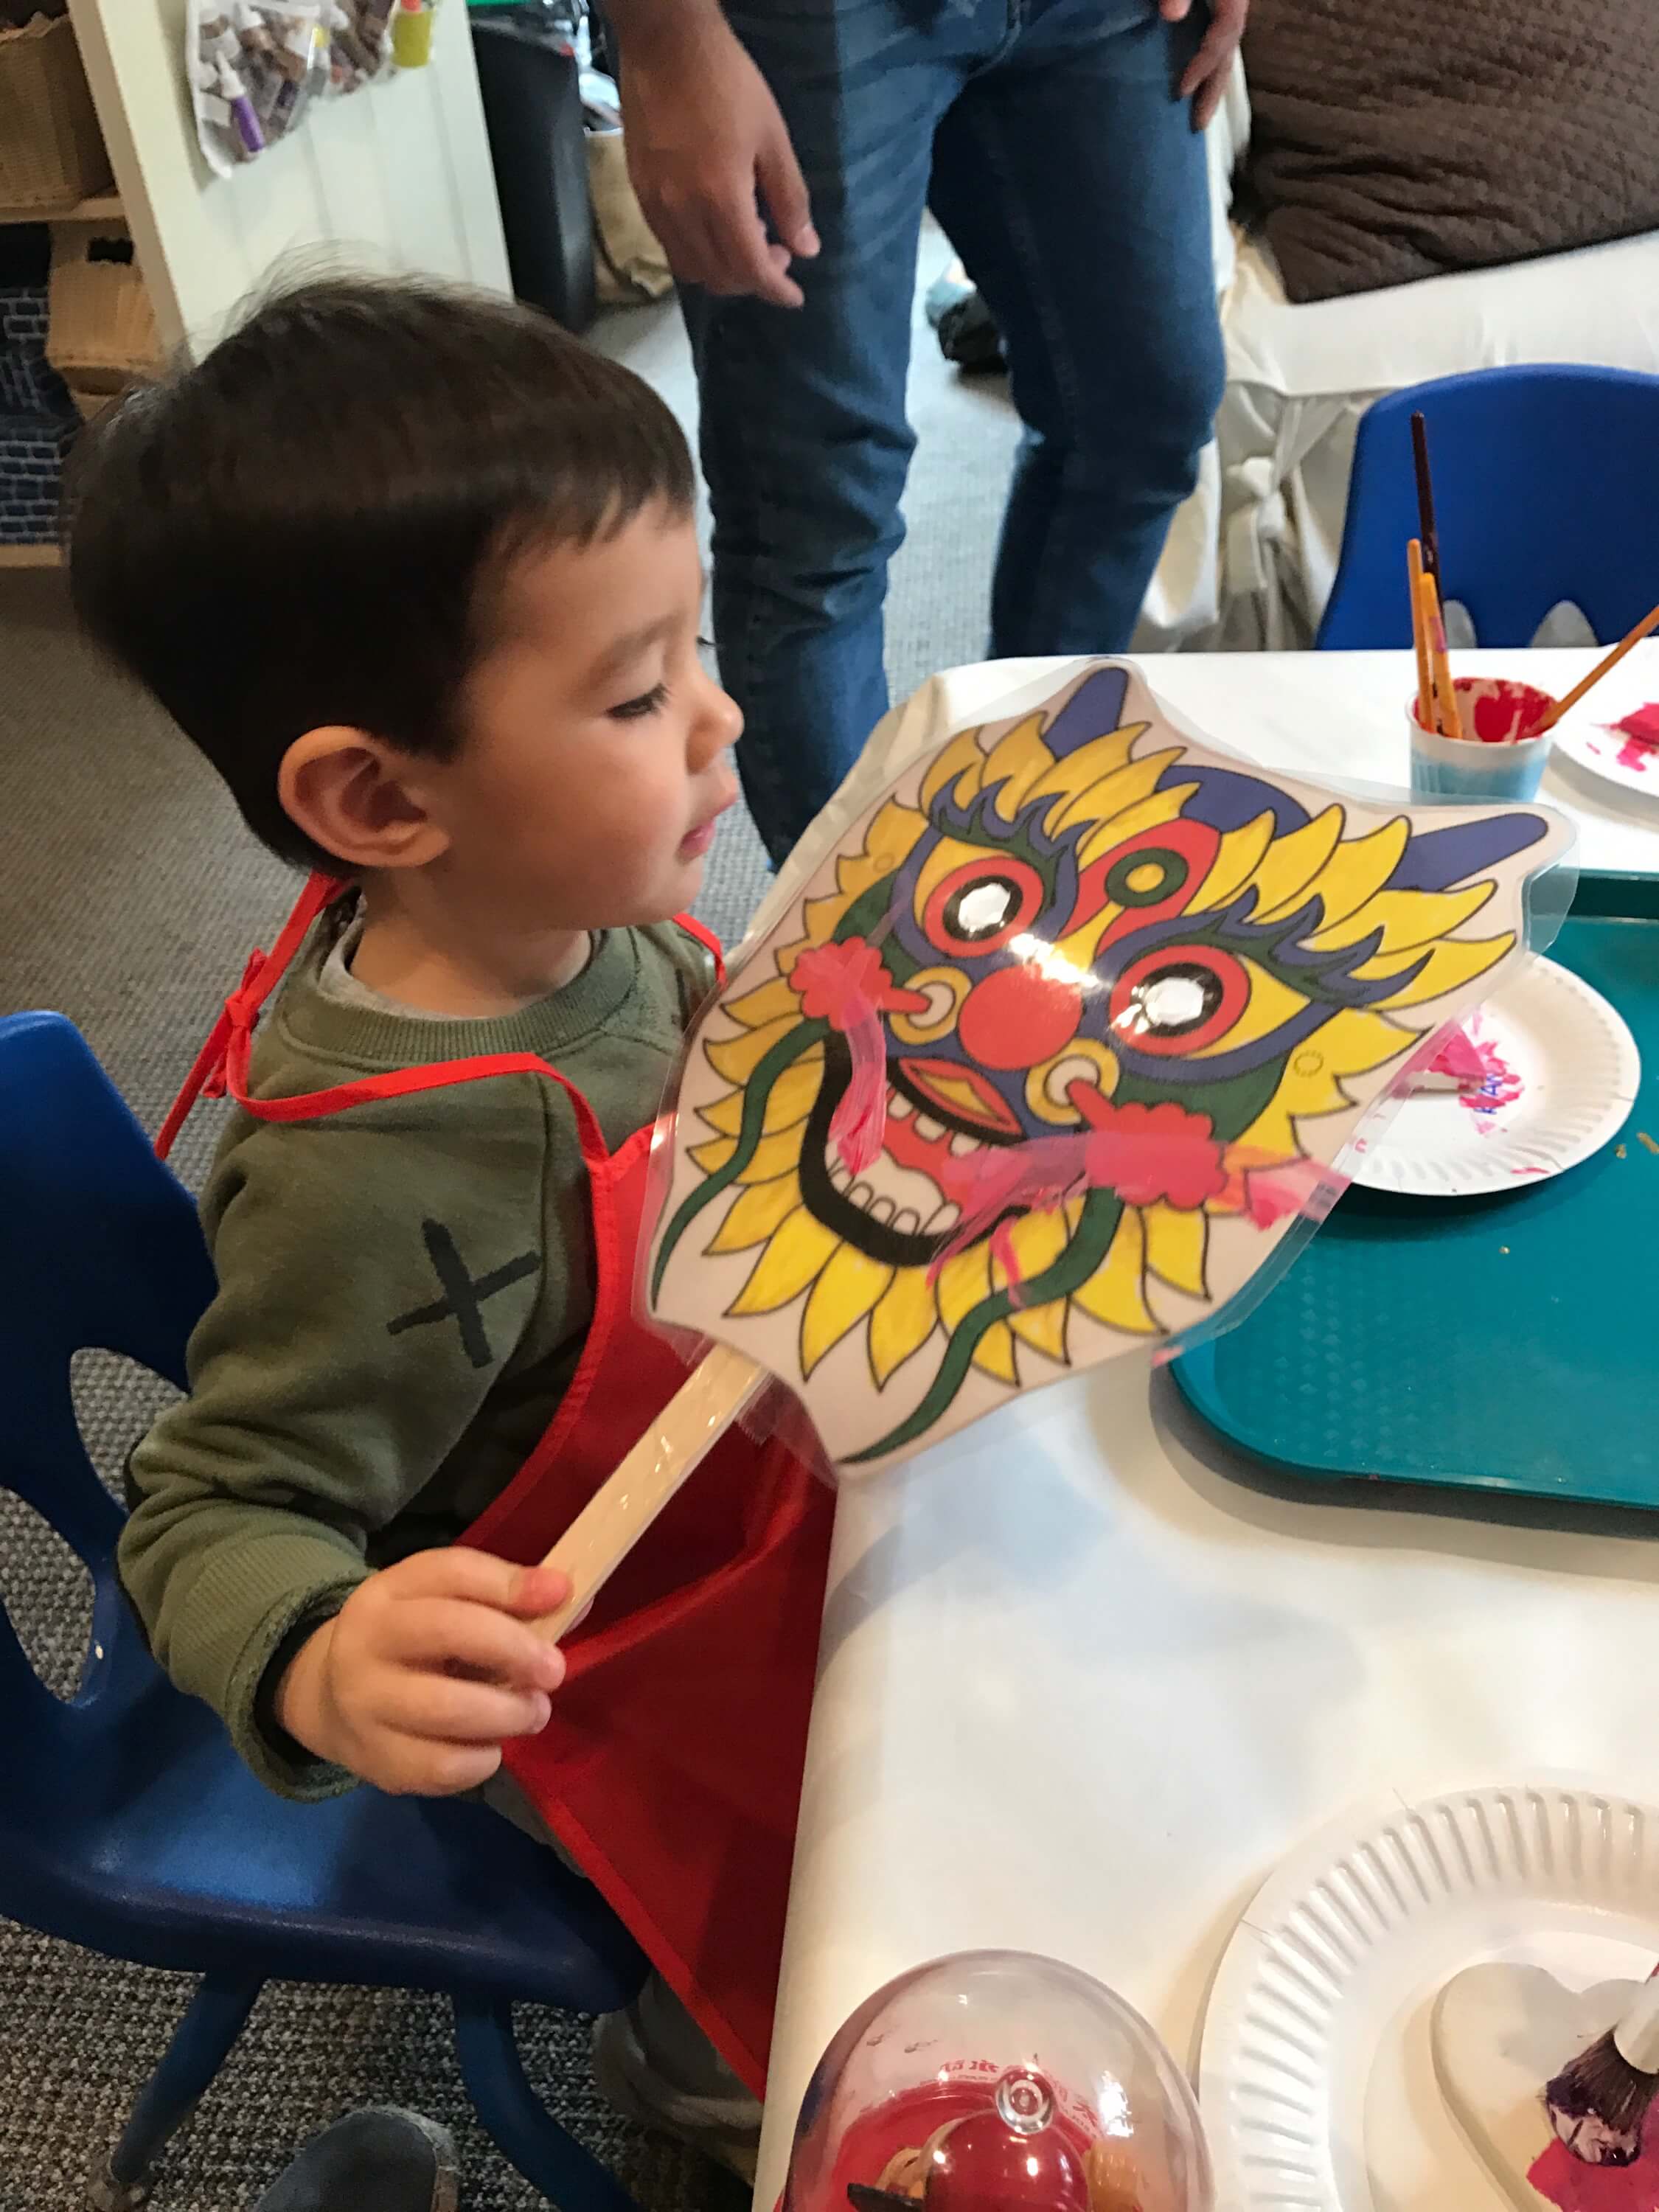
[754,647,1659,2204]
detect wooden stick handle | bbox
[1408,537,1434,732]
[1537,599,1659,732]
[531,1343,770,1642]
[1417,568,1465,741]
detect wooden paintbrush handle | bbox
[531,1343,770,1642]
[1538,601,1659,731]
[1408,538,1434,731]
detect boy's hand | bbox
[274,1551,570,1796]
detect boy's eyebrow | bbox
[589,615,677,685]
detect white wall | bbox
[68,0,510,359]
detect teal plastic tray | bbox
[1172,872,1659,1511]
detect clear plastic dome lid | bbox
[780,1952,1211,2212]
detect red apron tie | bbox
[153,881,830,2093]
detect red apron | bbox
[159,874,834,2096]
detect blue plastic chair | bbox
[1317,365,1659,650]
[0,1012,649,2212]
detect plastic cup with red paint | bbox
[1408,677,1556,802]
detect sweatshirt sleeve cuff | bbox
[173,1534,369,1800]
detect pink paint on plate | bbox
[1607,703,1659,776]
[1429,1016,1523,1125]
[1527,2121,1659,2212]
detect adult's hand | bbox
[1161,0,1248,133]
[615,0,819,308]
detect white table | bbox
[754,647,1659,2204]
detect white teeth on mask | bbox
[849,1180,874,1211]
[830,1160,852,1192]
[891,1208,921,1235]
[927,1200,961,1234]
[868,1194,895,1224]
[949,1130,982,1155]
[915,1114,944,1141]
[887,1091,914,1119]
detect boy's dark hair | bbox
[68,276,696,870]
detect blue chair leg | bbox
[454,1995,637,2212]
[88,1973,264,2212]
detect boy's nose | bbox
[698,675,743,758]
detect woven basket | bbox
[0,14,112,211]
[47,226,160,391]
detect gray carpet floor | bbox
[0,227,1016,2212]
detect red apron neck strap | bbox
[155,872,352,1161]
[675,911,726,984]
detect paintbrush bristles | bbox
[1411,411,1441,588]
[1545,2028,1659,2166]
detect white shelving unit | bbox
[1,1,510,563]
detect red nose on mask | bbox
[956,959,1084,1071]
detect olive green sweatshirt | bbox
[119,908,712,1797]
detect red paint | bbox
[1526,2123,1659,2212]
[1464,678,1554,745]
[921,1094,1232,1288]
[789,941,931,1176]
[959,961,1084,1070]
[1607,704,1659,775]
[1430,1025,1489,1085]
[1437,1016,1523,1126]
[1068,1088,1229,1210]
[922,858,1046,959]
[1239,1157,1333,1228]
[791,938,931,1027]
[802,2077,1106,2212]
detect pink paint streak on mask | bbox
[787,937,931,1177]
[1527,2123,1659,2212]
[830,1000,891,1175]
[1608,703,1659,776]
[926,1097,1326,1301]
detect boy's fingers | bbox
[380,1598,566,1690]
[387,1548,570,1621]
[497,1563,573,1620]
[374,1734,504,1797]
[374,1674,552,1747]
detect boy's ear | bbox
[278,727,453,872]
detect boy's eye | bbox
[609,682,670,721]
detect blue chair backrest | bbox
[0,1013,215,1731]
[1317,365,1659,650]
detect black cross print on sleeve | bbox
[387,1220,539,1371]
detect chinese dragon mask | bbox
[647,665,1568,1468]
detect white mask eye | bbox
[953,880,1015,938]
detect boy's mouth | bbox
[678,789,737,859]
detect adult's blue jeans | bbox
[681,0,1227,863]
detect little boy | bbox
[69,276,823,2172]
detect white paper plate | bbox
[1199,1781,1659,2212]
[1347,959,1639,1198]
[1554,708,1659,803]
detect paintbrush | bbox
[1411,411,1441,589]
[1532,597,1659,733]
[1408,537,1434,731]
[1544,1973,1659,2165]
[1416,566,1466,742]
